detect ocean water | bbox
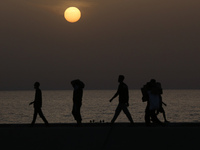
[0,90,200,124]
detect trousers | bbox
[111,103,134,123]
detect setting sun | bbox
[64,7,81,23]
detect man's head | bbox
[150,79,156,83]
[34,82,40,89]
[118,75,125,83]
[71,79,85,89]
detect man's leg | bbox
[111,104,122,124]
[161,108,168,122]
[38,109,49,125]
[31,109,37,125]
[122,105,134,124]
[72,104,77,120]
[150,110,162,124]
[76,103,82,124]
[145,105,151,126]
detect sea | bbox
[0,90,200,124]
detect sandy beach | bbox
[0,123,199,150]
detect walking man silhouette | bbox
[29,82,49,126]
[71,79,85,126]
[109,75,134,125]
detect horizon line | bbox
[0,88,200,91]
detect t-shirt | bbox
[148,91,160,110]
[34,89,42,108]
[73,87,83,104]
[117,83,129,104]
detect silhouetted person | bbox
[155,82,169,123]
[141,79,162,126]
[71,79,85,126]
[141,83,150,126]
[29,82,49,126]
[109,75,134,125]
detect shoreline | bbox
[0,122,200,128]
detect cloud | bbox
[24,0,94,16]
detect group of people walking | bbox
[141,79,169,126]
[29,75,168,127]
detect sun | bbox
[64,7,81,23]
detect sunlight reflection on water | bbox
[0,90,200,123]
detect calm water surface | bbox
[0,90,200,124]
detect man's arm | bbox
[162,101,167,106]
[109,85,120,102]
[109,92,119,102]
[29,101,34,105]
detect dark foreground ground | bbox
[0,123,200,150]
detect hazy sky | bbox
[0,0,200,90]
